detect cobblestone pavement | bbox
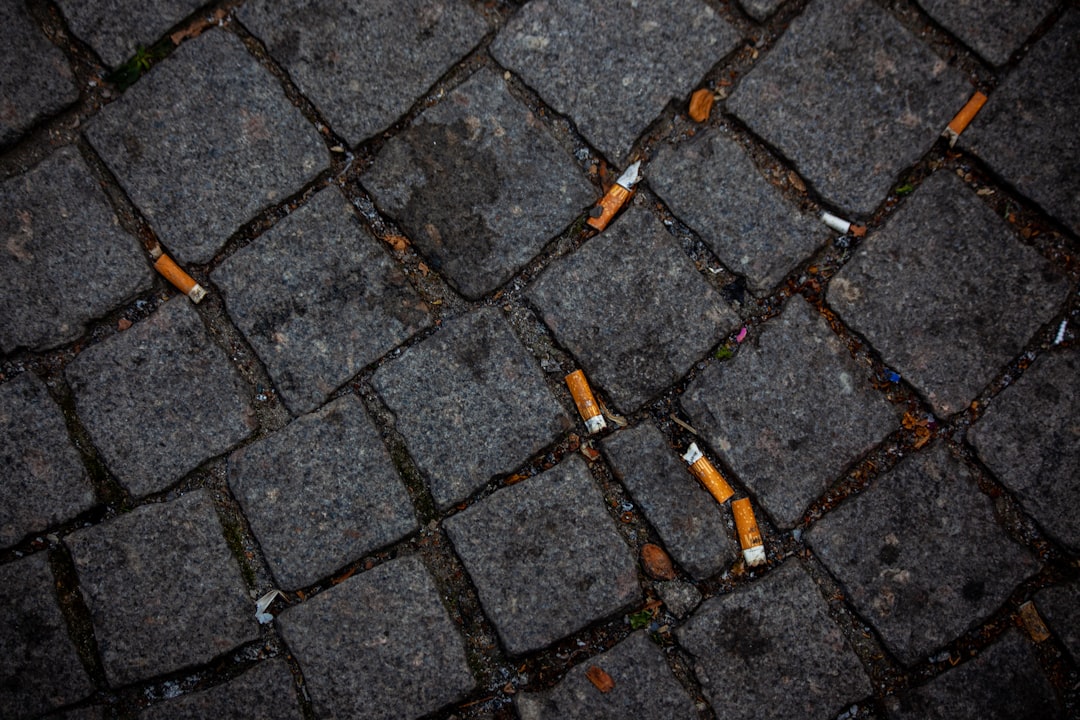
[2,1,1078,718]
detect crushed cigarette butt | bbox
[1018,601,1051,642]
[587,161,642,231]
[585,665,615,693]
[689,88,714,122]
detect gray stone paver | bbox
[884,629,1061,719]
[964,9,1080,237]
[86,29,325,265]
[228,395,417,590]
[372,307,569,509]
[55,0,205,68]
[682,297,899,527]
[515,631,697,720]
[363,68,594,299]
[66,296,255,497]
[65,490,258,685]
[968,348,1080,551]
[0,146,154,353]
[492,0,741,165]
[603,424,736,579]
[239,0,488,145]
[917,0,1057,66]
[212,186,431,415]
[650,129,828,293]
[0,373,95,547]
[529,205,738,413]
[0,553,94,719]
[444,456,640,655]
[139,659,302,720]
[275,554,474,720]
[677,560,871,720]
[1037,581,1080,663]
[728,0,970,214]
[829,171,1068,417]
[0,1,78,147]
[806,444,1039,665]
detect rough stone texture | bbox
[682,297,899,527]
[884,629,1061,719]
[0,553,94,719]
[968,348,1080,551]
[917,0,1057,66]
[677,561,871,720]
[65,490,258,685]
[650,129,828,293]
[655,580,703,619]
[806,444,1039,665]
[1037,580,1080,663]
[140,659,302,720]
[56,0,205,68]
[603,424,735,579]
[0,373,95,547]
[492,0,741,164]
[0,1,78,146]
[444,456,640,655]
[228,395,417,590]
[964,9,1080,237]
[829,171,1068,416]
[728,0,970,214]
[742,0,785,21]
[372,307,569,508]
[85,29,325,264]
[239,0,487,145]
[363,69,594,299]
[0,146,154,353]
[529,205,738,413]
[66,296,255,497]
[515,632,696,720]
[276,554,474,720]
[212,187,431,414]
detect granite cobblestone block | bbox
[917,0,1057,66]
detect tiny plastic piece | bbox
[587,161,642,231]
[154,253,207,303]
[943,91,988,147]
[682,443,734,504]
[1054,319,1067,345]
[565,369,607,434]
[731,497,766,567]
[255,589,285,624]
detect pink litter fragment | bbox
[736,327,748,343]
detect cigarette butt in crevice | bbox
[821,211,865,237]
[587,161,642,231]
[731,497,766,567]
[943,91,988,147]
[682,442,734,505]
[565,370,606,434]
[154,253,207,303]
[1018,601,1051,642]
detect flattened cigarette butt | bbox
[565,369,607,433]
[587,160,642,231]
[731,497,766,567]
[820,211,865,237]
[154,253,207,303]
[585,665,615,693]
[689,88,714,122]
[682,442,734,504]
[1018,601,1051,642]
[943,91,988,146]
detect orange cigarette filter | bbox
[565,369,607,434]
[682,443,734,504]
[154,253,206,303]
[731,497,766,567]
[587,161,642,231]
[943,91,988,146]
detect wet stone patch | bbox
[443,456,640,655]
[806,444,1039,665]
[363,68,594,300]
[682,297,898,528]
[212,186,431,415]
[55,0,205,68]
[139,659,302,720]
[917,0,1057,66]
[828,171,1068,417]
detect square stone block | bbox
[363,69,594,299]
[275,554,474,720]
[917,0,1057,66]
[139,659,301,720]
[444,456,640,654]
[86,29,325,264]
[828,171,1068,416]
[65,490,258,685]
[728,0,970,214]
[56,0,205,68]
[212,186,431,414]
[806,444,1039,665]
[371,307,569,509]
[682,297,899,527]
[529,205,738,413]
[66,296,255,497]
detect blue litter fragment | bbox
[885,370,901,383]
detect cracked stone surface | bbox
[56,0,206,68]
[139,659,302,720]
[917,0,1057,66]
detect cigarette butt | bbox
[587,161,642,231]
[154,253,206,303]
[689,88,714,122]
[732,498,766,566]
[821,211,861,236]
[585,665,615,693]
[565,370,606,434]
[682,443,734,504]
[943,91,988,146]
[1018,601,1051,642]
